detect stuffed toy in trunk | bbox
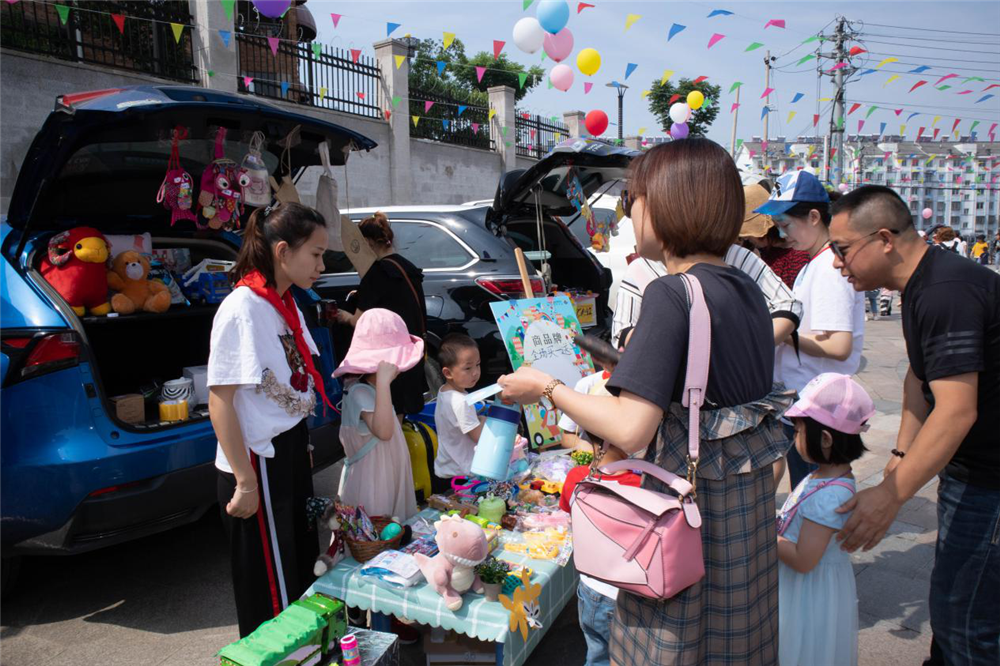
[39,226,112,317]
[108,251,171,315]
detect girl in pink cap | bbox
[776,372,875,666]
[333,308,421,520]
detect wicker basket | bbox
[344,517,403,563]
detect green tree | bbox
[407,38,544,105]
[647,78,722,137]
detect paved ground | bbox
[0,306,936,665]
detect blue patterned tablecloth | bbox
[306,509,579,666]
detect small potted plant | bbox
[475,556,511,602]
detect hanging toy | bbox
[156,126,197,226]
[198,127,244,231]
[240,131,271,208]
[269,125,301,205]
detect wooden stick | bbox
[514,247,534,298]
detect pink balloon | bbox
[585,110,608,136]
[921,208,933,219]
[549,63,574,92]
[543,27,574,62]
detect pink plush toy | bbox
[414,514,489,611]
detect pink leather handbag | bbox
[571,273,709,600]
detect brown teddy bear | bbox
[108,251,171,315]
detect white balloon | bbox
[669,102,691,124]
[513,17,545,54]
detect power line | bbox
[860,32,999,46]
[859,39,1000,55]
[864,51,1000,67]
[862,22,1000,37]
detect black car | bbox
[313,139,638,389]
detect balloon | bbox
[669,102,691,124]
[252,0,291,18]
[537,0,570,34]
[922,208,933,219]
[549,64,574,91]
[513,17,546,54]
[543,27,574,62]
[686,90,705,110]
[670,122,689,139]
[576,47,601,76]
[838,183,850,192]
[585,110,609,136]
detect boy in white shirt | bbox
[432,334,485,492]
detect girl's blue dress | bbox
[778,474,859,666]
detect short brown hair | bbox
[359,211,393,248]
[936,226,956,242]
[627,139,744,258]
[439,333,478,369]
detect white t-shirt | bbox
[557,372,609,435]
[433,389,481,478]
[775,248,865,393]
[208,286,319,473]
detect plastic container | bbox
[340,633,361,666]
[477,495,506,524]
[470,401,521,480]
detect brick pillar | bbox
[563,111,586,138]
[190,0,237,93]
[374,39,412,204]
[488,85,517,172]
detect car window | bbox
[323,220,473,274]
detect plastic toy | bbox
[182,259,235,305]
[413,514,489,611]
[108,251,171,315]
[38,227,112,316]
[218,594,347,665]
[379,522,402,541]
[477,495,507,524]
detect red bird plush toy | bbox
[39,227,112,316]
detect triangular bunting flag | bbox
[524,0,534,9]
[669,94,681,105]
[866,105,878,119]
[707,9,734,17]
[319,87,327,99]
[243,76,254,88]
[493,40,505,60]
[111,14,125,34]
[207,70,215,77]
[875,57,897,69]
[55,4,69,25]
[584,82,593,94]
[797,54,816,65]
[171,22,184,44]
[884,75,900,87]
[625,14,642,31]
[488,109,497,121]
[746,42,764,52]
[391,95,401,108]
[518,72,528,89]
[412,116,420,127]
[812,114,820,127]
[218,29,232,48]
[848,103,861,115]
[471,122,481,134]
[900,125,906,136]
[502,126,509,137]
[802,35,821,44]
[828,62,847,72]
[661,70,674,85]
[764,19,786,29]
[858,120,865,132]
[442,119,450,130]
[952,118,961,133]
[917,127,925,140]
[736,139,744,152]
[668,24,686,41]
[641,90,651,99]
[837,116,844,128]
[907,112,920,122]
[330,13,342,28]
[220,0,235,22]
[281,81,290,97]
[393,53,404,68]
[425,101,434,113]
[761,87,774,99]
[458,105,467,116]
[731,102,740,113]
[356,92,365,100]
[476,66,486,83]
[729,81,743,93]
[577,2,594,12]
[909,80,927,93]
[708,33,725,49]
[437,60,446,76]
[848,46,866,56]
[267,36,280,56]
[761,106,770,120]
[312,43,322,58]
[625,63,638,80]
[976,94,995,104]
[443,32,455,49]
[933,128,940,140]
[931,115,941,126]
[384,110,392,121]
[791,92,804,103]
[387,22,401,37]
[693,75,708,85]
[787,111,797,123]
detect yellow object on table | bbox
[159,400,188,422]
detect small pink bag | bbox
[571,273,709,600]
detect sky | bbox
[307,0,1000,147]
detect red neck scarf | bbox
[236,270,333,411]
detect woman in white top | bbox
[754,172,866,489]
[208,202,331,637]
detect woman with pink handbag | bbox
[499,139,794,666]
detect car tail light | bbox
[3,332,81,382]
[56,88,123,111]
[475,277,544,298]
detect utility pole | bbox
[762,50,772,174]
[819,16,853,186]
[729,84,741,157]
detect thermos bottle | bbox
[470,400,521,480]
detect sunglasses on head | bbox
[620,190,634,218]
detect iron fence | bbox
[515,111,568,159]
[0,0,198,82]
[236,34,382,119]
[409,87,493,151]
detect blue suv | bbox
[0,86,376,588]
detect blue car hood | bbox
[6,85,377,232]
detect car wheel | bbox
[1,556,21,600]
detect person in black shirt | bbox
[336,212,428,416]
[828,185,999,666]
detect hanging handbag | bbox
[269,126,301,205]
[156,126,197,226]
[315,141,343,251]
[198,127,243,231]
[240,131,271,208]
[570,273,709,600]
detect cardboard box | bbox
[424,631,497,665]
[182,365,209,406]
[111,394,144,424]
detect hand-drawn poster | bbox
[490,295,595,448]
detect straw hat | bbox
[741,183,773,239]
[333,309,424,377]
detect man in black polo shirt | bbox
[827,185,999,666]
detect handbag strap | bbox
[679,273,710,467]
[381,257,426,337]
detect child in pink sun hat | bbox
[776,372,875,666]
[334,309,422,520]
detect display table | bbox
[353,628,400,666]
[306,509,579,666]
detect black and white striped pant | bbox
[217,420,319,638]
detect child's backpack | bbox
[156,126,197,226]
[403,419,438,504]
[198,127,243,231]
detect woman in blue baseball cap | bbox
[756,171,866,490]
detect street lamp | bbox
[606,81,628,143]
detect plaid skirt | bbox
[609,387,792,666]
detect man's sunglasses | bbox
[620,190,634,218]
[829,228,900,261]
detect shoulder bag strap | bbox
[777,479,856,536]
[679,274,710,468]
[381,257,426,337]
